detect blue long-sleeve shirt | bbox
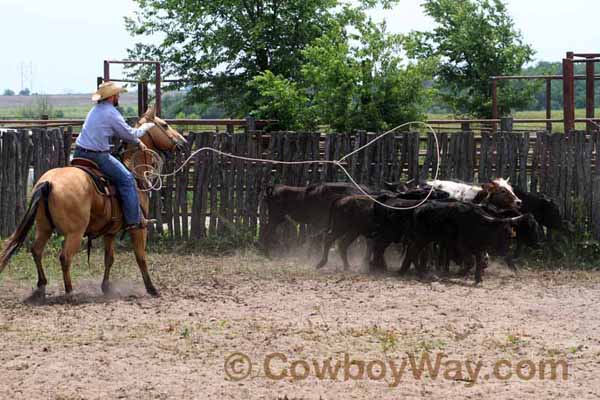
[76,101,145,151]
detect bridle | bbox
[141,118,180,152]
[117,117,182,191]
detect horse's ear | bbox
[505,177,510,183]
[145,106,156,120]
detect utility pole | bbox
[20,62,25,92]
[29,61,34,93]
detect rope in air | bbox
[131,121,441,211]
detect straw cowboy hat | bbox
[92,81,127,102]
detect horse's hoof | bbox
[64,292,75,303]
[101,282,113,296]
[147,286,161,297]
[25,287,46,304]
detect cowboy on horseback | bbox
[74,81,155,231]
[0,82,186,300]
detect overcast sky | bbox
[0,0,597,94]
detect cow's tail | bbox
[0,181,52,274]
[310,196,343,239]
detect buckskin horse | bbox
[0,107,187,299]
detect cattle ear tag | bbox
[511,227,517,238]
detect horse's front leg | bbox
[101,234,116,295]
[129,228,159,297]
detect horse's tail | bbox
[0,181,52,273]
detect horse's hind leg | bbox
[28,226,52,301]
[59,231,84,296]
[129,228,159,297]
[101,235,116,295]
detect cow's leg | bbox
[307,227,325,256]
[415,246,430,278]
[338,231,360,271]
[440,244,452,274]
[474,253,484,284]
[370,239,390,272]
[399,243,420,275]
[363,238,374,269]
[259,223,272,256]
[457,255,474,276]
[260,215,284,257]
[504,253,517,272]
[101,234,116,295]
[315,231,338,270]
[503,235,519,271]
[455,245,479,276]
[513,238,524,259]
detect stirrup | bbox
[124,223,142,231]
[124,218,156,231]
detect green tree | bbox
[18,88,30,96]
[522,61,599,110]
[305,20,435,131]
[3,89,15,96]
[248,71,315,130]
[125,0,398,116]
[406,0,535,117]
[250,19,435,131]
[161,92,215,119]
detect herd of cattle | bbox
[261,178,569,283]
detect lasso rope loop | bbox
[136,121,441,210]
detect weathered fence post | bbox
[500,116,513,132]
[245,116,256,132]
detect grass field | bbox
[0,94,138,119]
[428,108,600,133]
[1,94,598,133]
[0,105,91,119]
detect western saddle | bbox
[70,157,150,236]
[70,158,117,197]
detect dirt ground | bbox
[0,245,599,399]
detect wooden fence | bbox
[1,127,600,241]
[0,127,72,237]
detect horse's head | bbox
[136,107,187,152]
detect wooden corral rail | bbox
[1,128,600,242]
[0,117,275,131]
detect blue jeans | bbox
[73,147,141,225]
